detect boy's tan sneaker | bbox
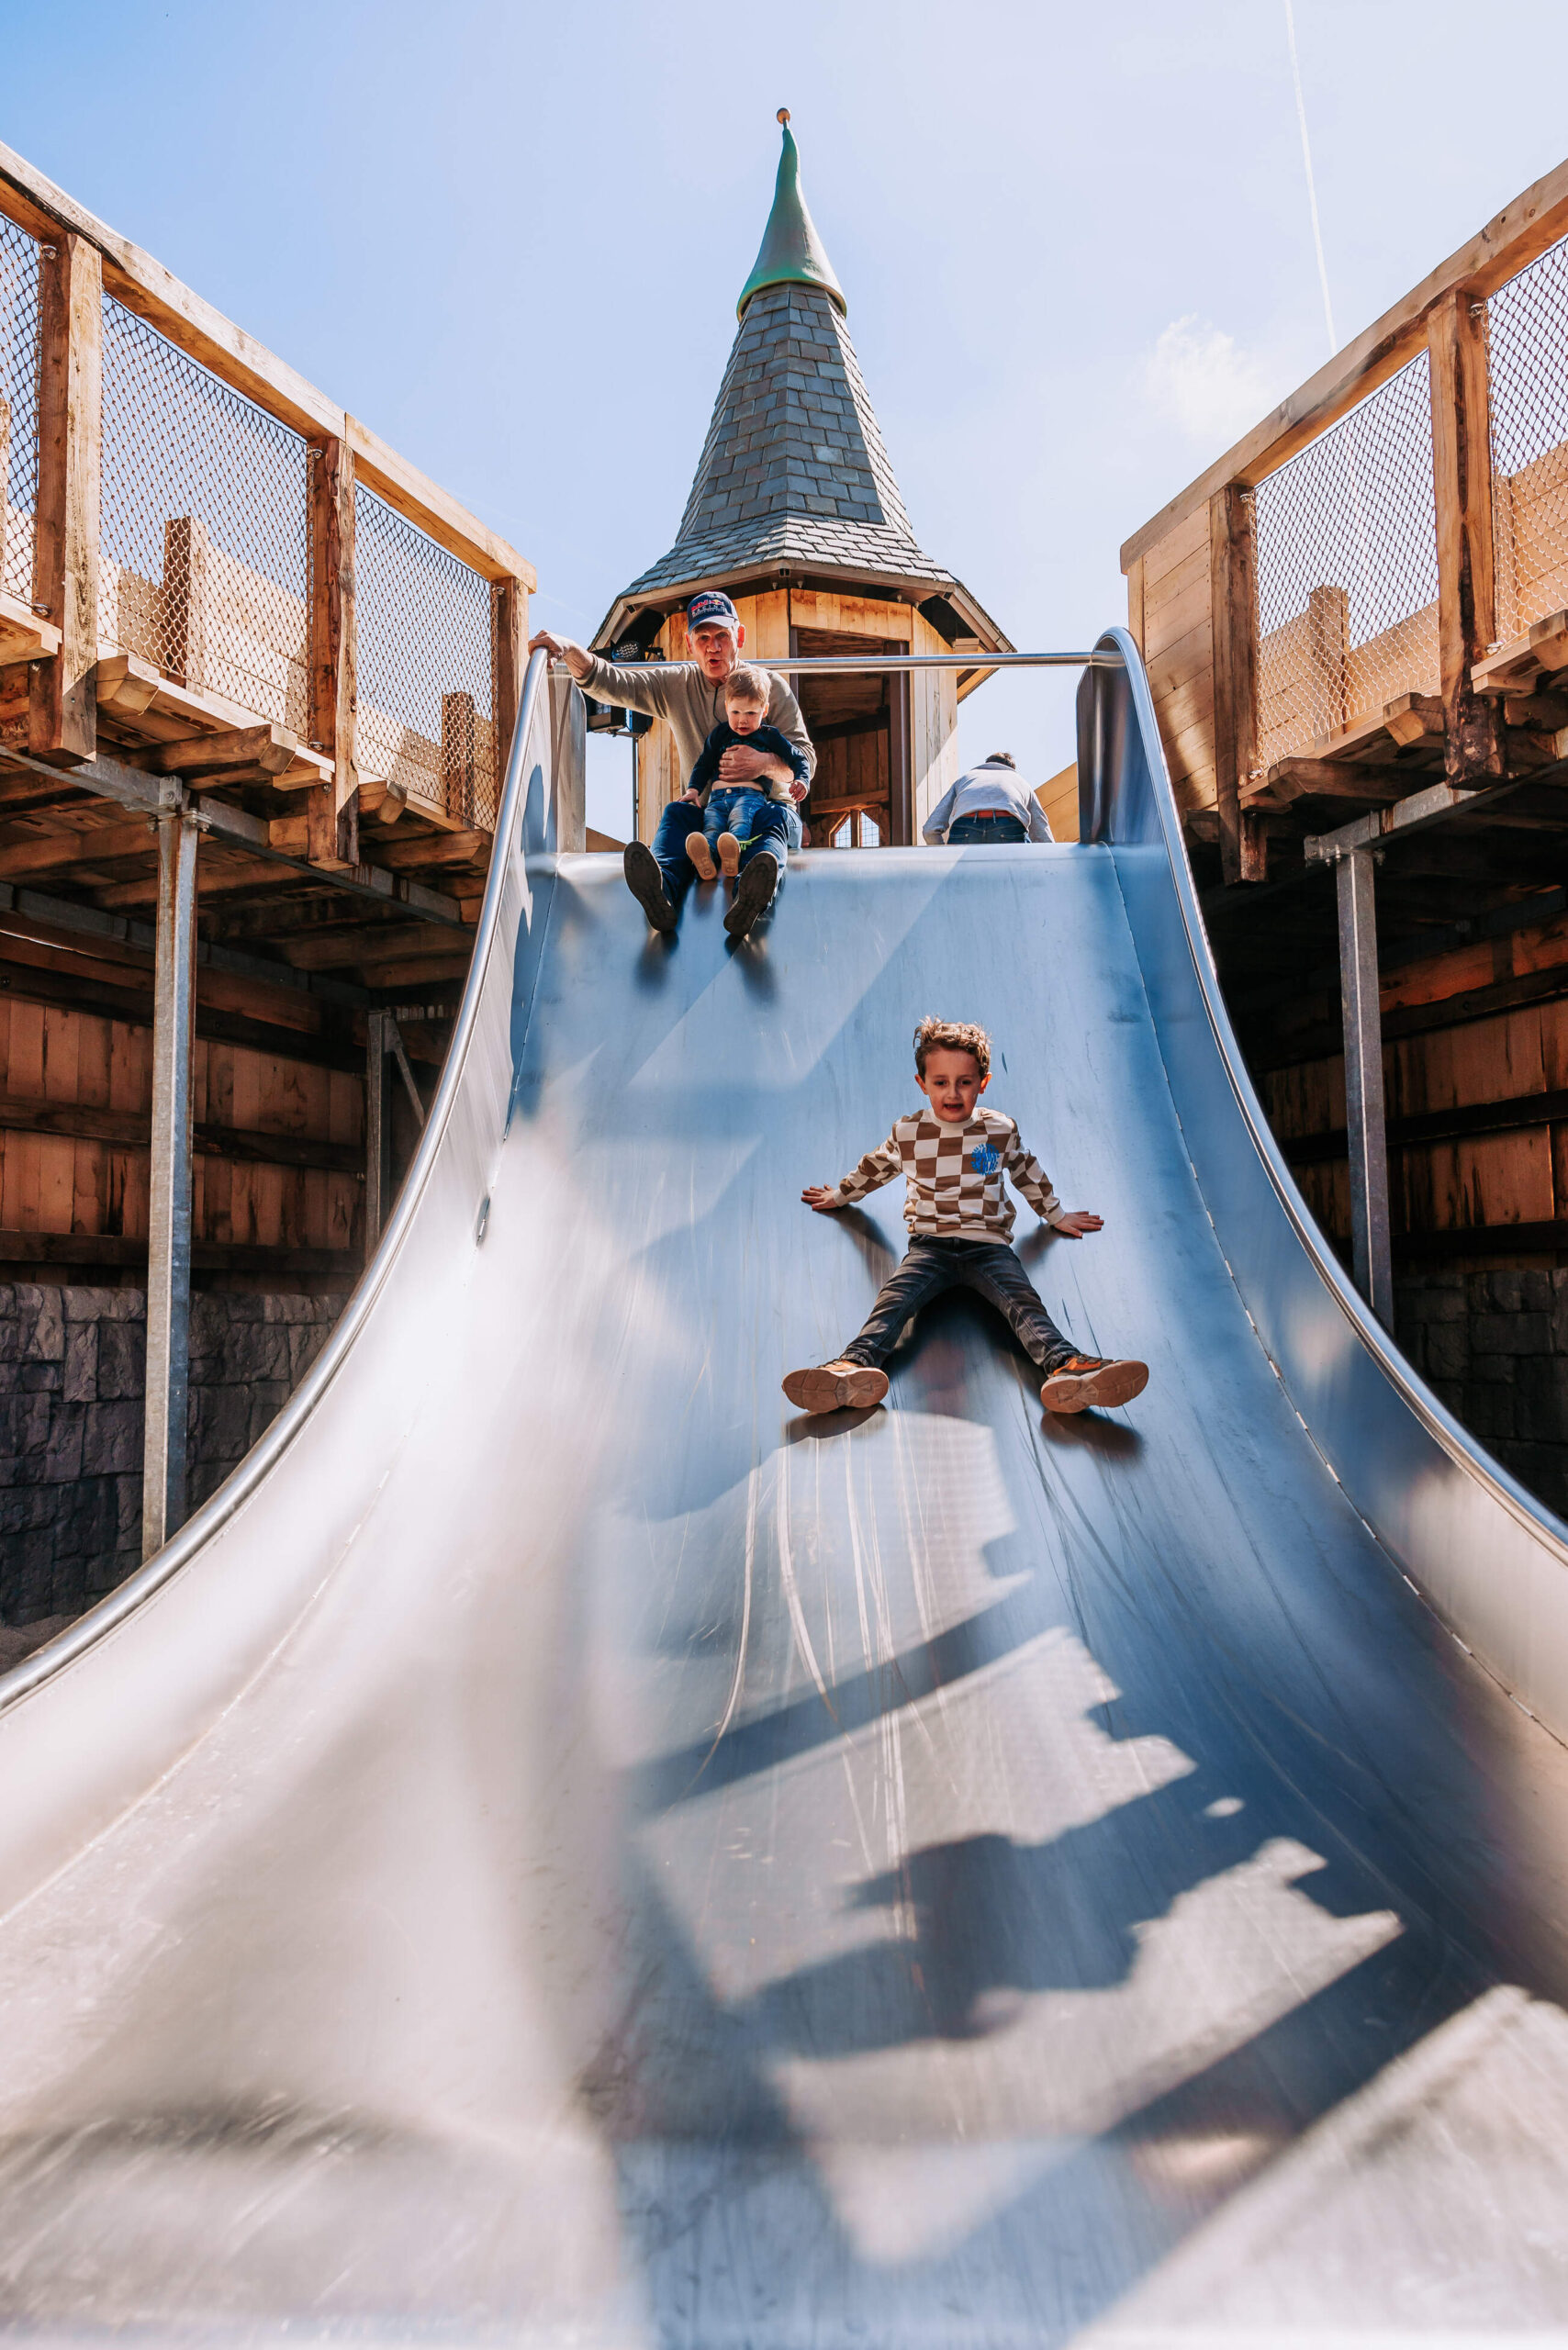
[782,1360,890,1415]
[685,832,717,883]
[716,831,742,878]
[1040,1354,1149,1414]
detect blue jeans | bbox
[947,812,1027,844]
[842,1237,1074,1371]
[653,793,791,907]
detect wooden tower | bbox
[593,114,1013,848]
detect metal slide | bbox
[6,641,1568,2343]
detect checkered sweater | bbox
[830,1107,1064,1243]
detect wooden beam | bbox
[1473,609,1568,697]
[1505,689,1568,730]
[308,435,358,868]
[1282,1086,1568,1163]
[1122,153,1568,569]
[1209,483,1261,882]
[1394,1222,1568,1263]
[1250,758,1415,806]
[0,818,155,877]
[492,576,526,789]
[0,1091,361,1173]
[1381,692,1448,748]
[1428,289,1505,786]
[375,830,490,870]
[0,951,365,1072]
[0,1228,361,1277]
[132,722,298,778]
[0,591,61,669]
[28,233,100,767]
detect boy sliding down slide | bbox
[784,1018,1148,1417]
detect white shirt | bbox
[923,761,1054,843]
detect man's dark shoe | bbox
[724,851,779,940]
[624,841,677,934]
[1040,1354,1149,1414]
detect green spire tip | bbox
[736,114,846,320]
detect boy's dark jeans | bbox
[840,1235,1075,1372]
[652,796,790,907]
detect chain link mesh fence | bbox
[353,487,498,829]
[1253,352,1439,773]
[0,217,41,609]
[98,295,309,732]
[1488,234,1568,647]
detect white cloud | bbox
[1141,315,1276,446]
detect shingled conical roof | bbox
[598,116,1011,646]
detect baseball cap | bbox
[686,588,741,636]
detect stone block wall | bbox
[1394,1270,1568,1519]
[0,1286,346,1647]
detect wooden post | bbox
[163,514,209,692]
[1306,584,1350,743]
[492,576,527,789]
[1126,554,1145,654]
[887,669,912,845]
[364,1009,390,1252]
[29,232,101,767]
[1209,483,1264,883]
[308,435,358,867]
[1337,844,1394,1327]
[142,810,198,1558]
[442,690,476,826]
[1428,289,1504,784]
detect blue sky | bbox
[6,0,1564,835]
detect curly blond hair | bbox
[913,1017,991,1079]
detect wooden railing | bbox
[0,140,534,868]
[1122,157,1568,884]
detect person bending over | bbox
[681,664,810,936]
[527,588,812,939]
[923,752,1053,845]
[783,1016,1148,1417]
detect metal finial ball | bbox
[777,107,790,124]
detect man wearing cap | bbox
[528,590,814,937]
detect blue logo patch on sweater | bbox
[970,1143,1001,1175]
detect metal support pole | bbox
[364,1009,391,1255]
[1337,845,1394,1328]
[142,811,198,1560]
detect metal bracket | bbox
[1305,780,1484,864]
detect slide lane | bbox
[0,651,1565,2340]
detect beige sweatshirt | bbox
[574,654,816,801]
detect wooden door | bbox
[792,626,911,846]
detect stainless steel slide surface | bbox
[5,648,1568,2343]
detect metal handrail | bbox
[0,651,555,1715]
[760,650,1123,673]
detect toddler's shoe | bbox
[685,832,717,883]
[724,850,779,939]
[782,1360,890,1415]
[623,841,677,934]
[1039,1354,1149,1413]
[716,831,742,878]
